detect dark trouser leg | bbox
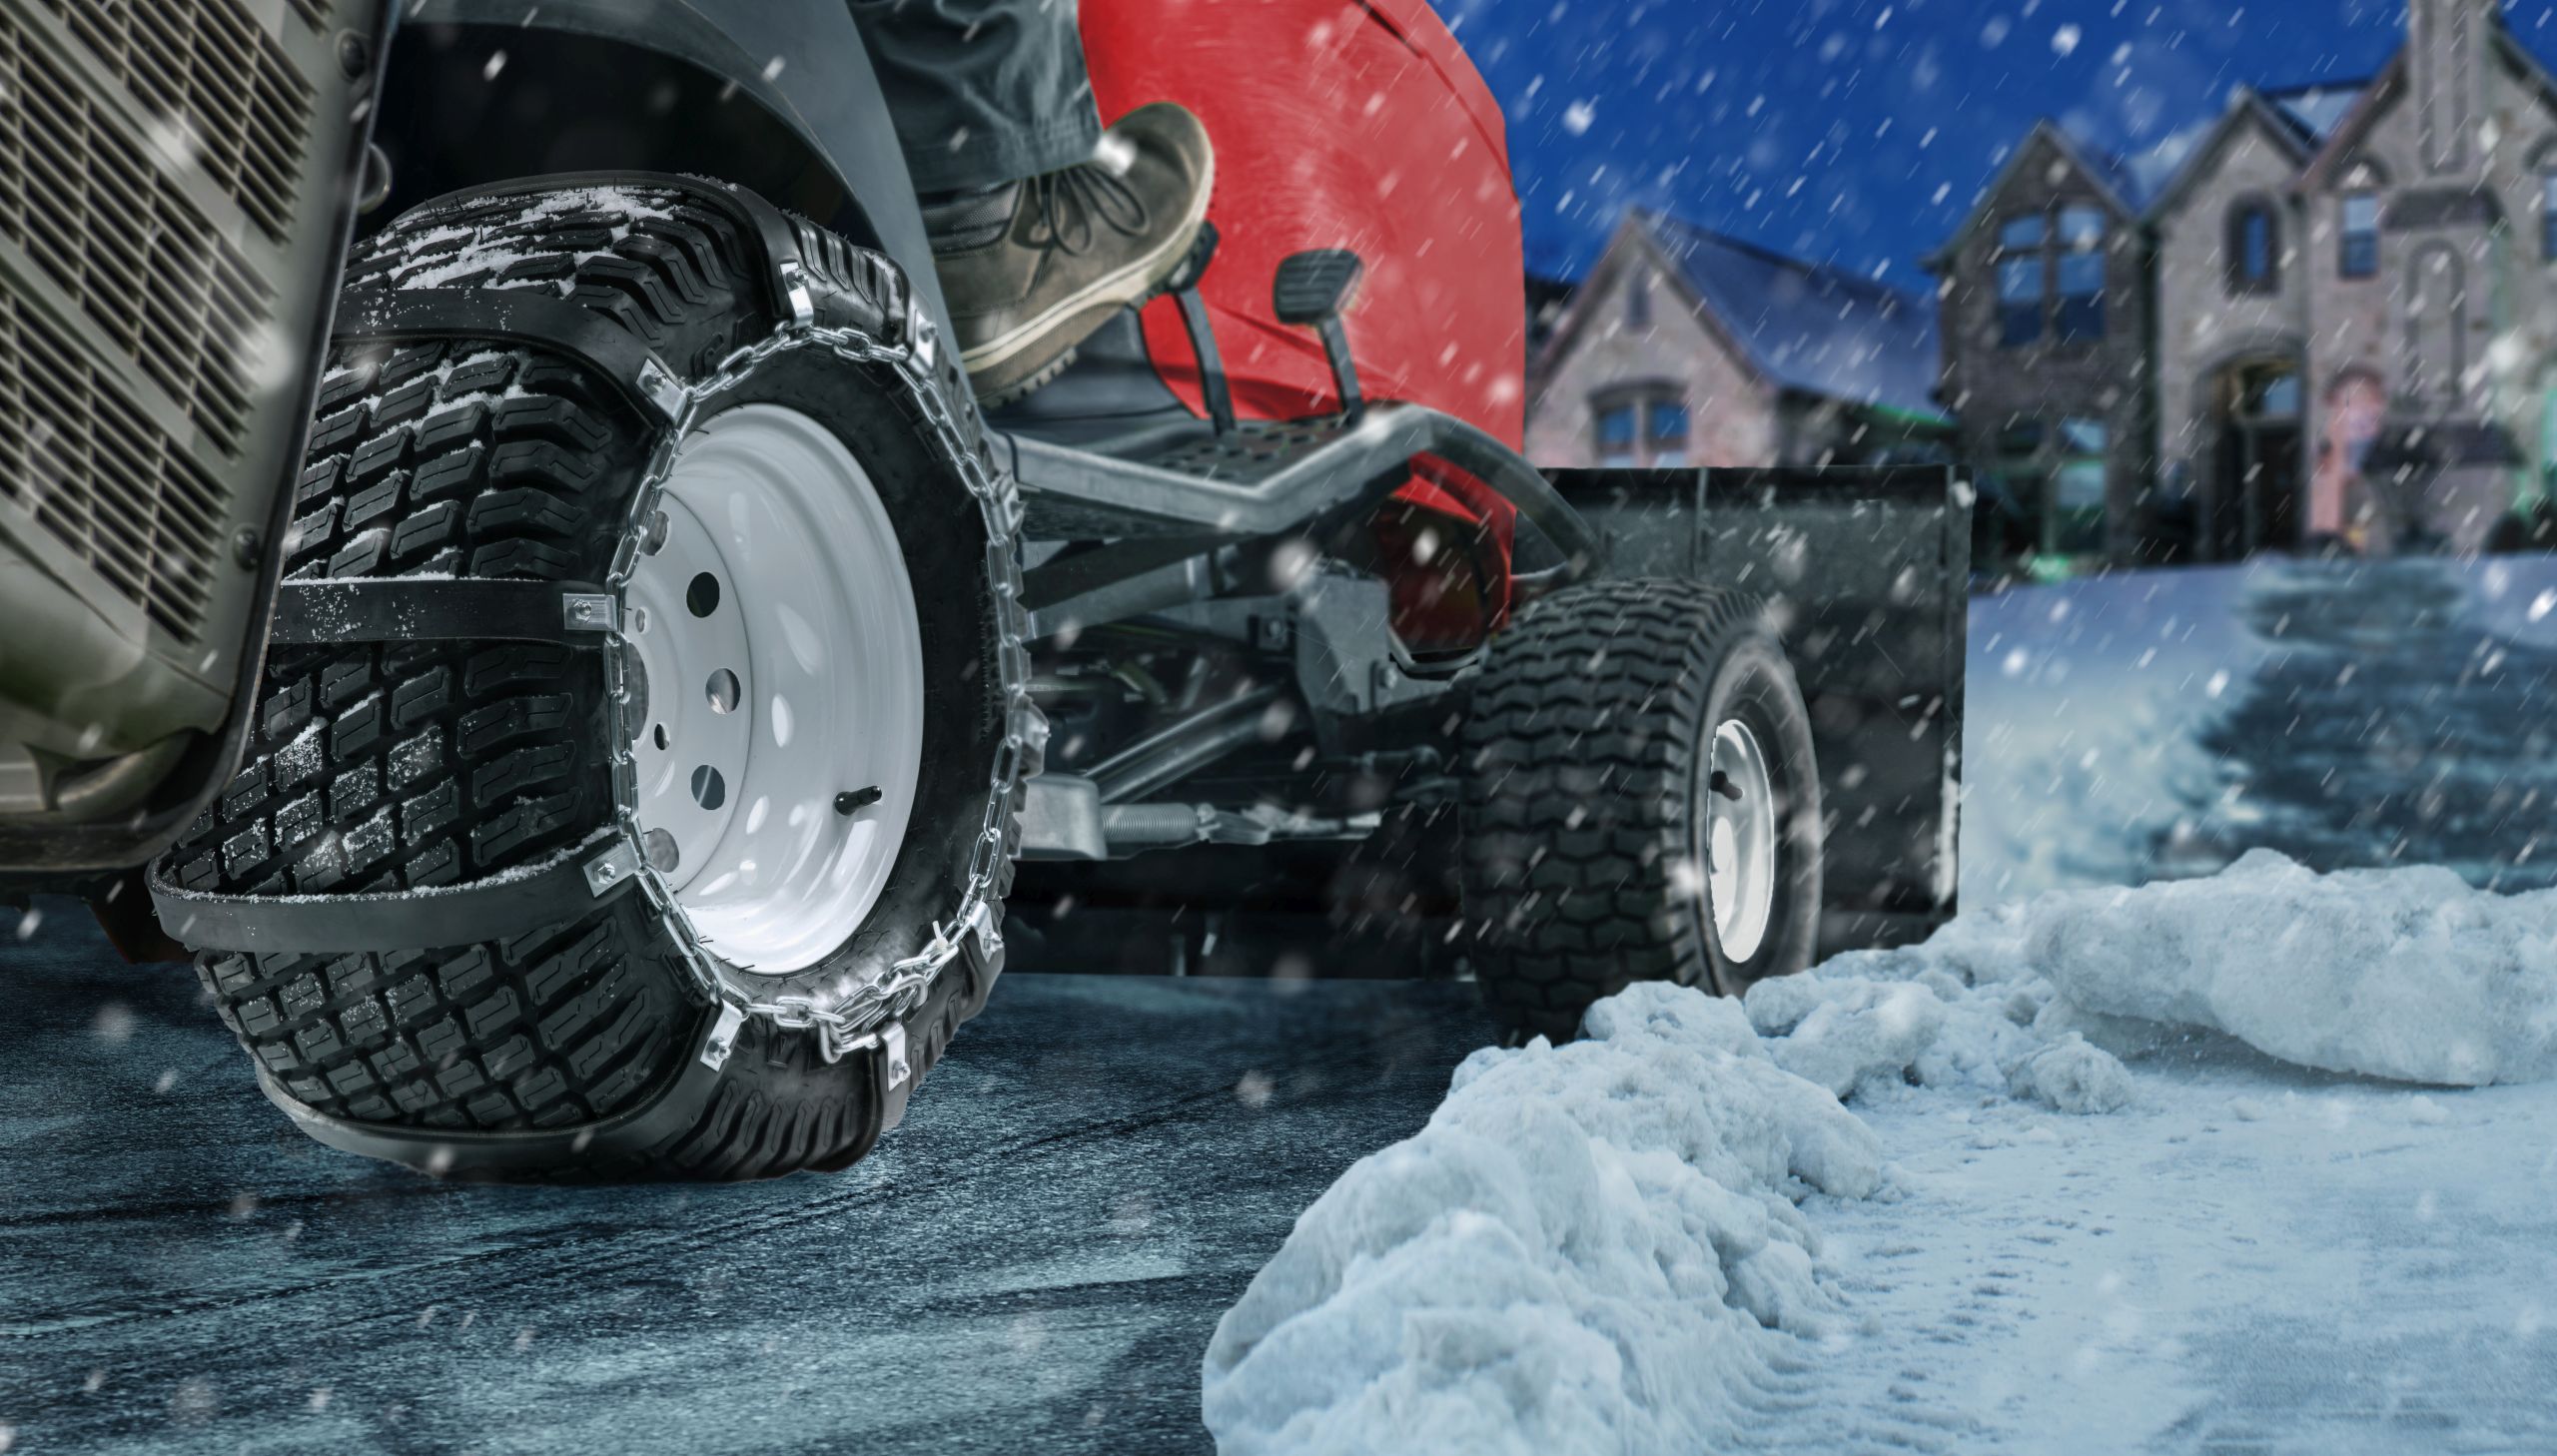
[847,0,1105,197]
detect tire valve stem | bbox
[1709,770,1743,803]
[835,786,883,816]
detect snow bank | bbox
[1806,850,2557,1088]
[1207,855,2557,1452]
[1201,985,1878,1456]
[2029,850,2557,1085]
[1742,908,2139,1114]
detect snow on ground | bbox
[1208,856,2557,1454]
[1201,984,1879,1456]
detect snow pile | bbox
[1201,985,1878,1456]
[1207,855,2557,1453]
[2029,851,2557,1086]
[1743,911,2138,1115]
[1792,850,2557,1089]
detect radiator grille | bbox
[0,9,276,458]
[27,0,317,245]
[287,0,330,31]
[0,293,227,643]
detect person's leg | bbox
[848,0,1216,404]
[847,0,1103,198]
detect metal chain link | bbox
[597,299,1043,1067]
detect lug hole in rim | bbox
[705,669,741,715]
[689,765,726,811]
[651,723,669,751]
[686,571,722,617]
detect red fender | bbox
[1080,0,1528,638]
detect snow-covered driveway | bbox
[1207,856,2557,1454]
[1802,1052,2557,1455]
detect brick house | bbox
[1525,209,1947,472]
[1937,0,2557,566]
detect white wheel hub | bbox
[624,403,924,975]
[1703,717,1779,964]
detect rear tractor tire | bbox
[1459,580,1824,1042]
[153,177,1034,1180]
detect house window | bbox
[2056,207,2107,342]
[1983,416,2109,565]
[1626,272,1652,331]
[2229,200,2279,294]
[2341,193,2380,279]
[2543,172,2557,261]
[1648,399,1690,467]
[1592,390,1691,468]
[1995,215,2048,347]
[2052,417,2110,557]
[1595,403,1639,467]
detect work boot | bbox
[923,102,1215,405]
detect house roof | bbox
[1636,209,1944,420]
[2132,86,2328,223]
[1926,118,2149,271]
[1936,75,2377,257]
[2052,117,2169,213]
[2262,78,2370,144]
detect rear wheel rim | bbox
[1702,716,1779,965]
[624,403,924,975]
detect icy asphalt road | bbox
[0,911,1496,1456]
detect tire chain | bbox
[600,302,1042,1066]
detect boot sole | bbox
[961,147,1218,400]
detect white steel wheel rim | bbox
[1703,717,1779,965]
[624,403,924,976]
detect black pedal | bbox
[1167,222,1237,434]
[1273,249,1366,423]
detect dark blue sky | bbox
[1435,0,2557,287]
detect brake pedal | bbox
[1273,249,1366,424]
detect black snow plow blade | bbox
[1553,464,1970,954]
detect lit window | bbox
[2341,193,2380,279]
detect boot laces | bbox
[1024,161,1151,258]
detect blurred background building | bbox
[1523,208,1948,473]
[1931,0,2557,573]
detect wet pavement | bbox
[0,908,1495,1455]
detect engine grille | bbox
[26,0,317,245]
[0,292,226,643]
[0,9,276,461]
[0,0,329,646]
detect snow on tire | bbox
[156,179,1023,1180]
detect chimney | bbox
[2407,0,2495,178]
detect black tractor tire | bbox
[1459,580,1824,1041]
[155,177,1022,1180]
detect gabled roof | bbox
[2261,78,2370,144]
[1926,119,2145,270]
[1635,210,1944,420]
[2301,17,2557,187]
[2136,86,2321,223]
